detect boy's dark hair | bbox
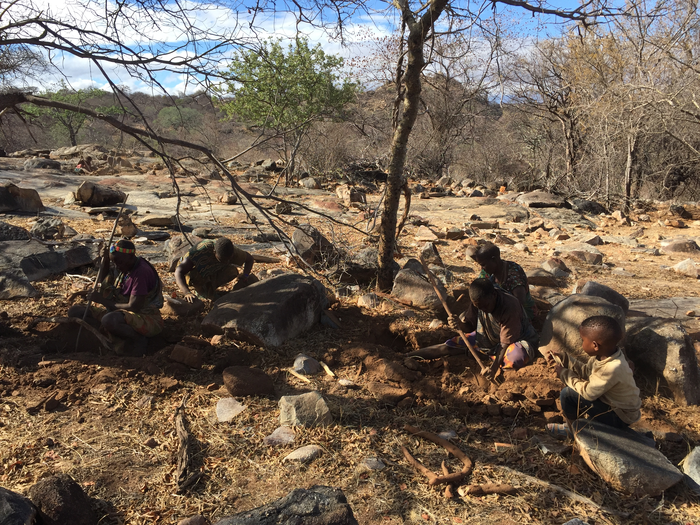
[469,278,496,302]
[214,237,235,260]
[580,315,623,343]
[467,242,500,261]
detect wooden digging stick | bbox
[75,197,128,351]
[418,255,490,375]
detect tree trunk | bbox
[376,0,448,292]
[624,133,637,212]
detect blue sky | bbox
[23,0,589,95]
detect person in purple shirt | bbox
[69,239,163,354]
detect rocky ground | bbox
[1,151,700,524]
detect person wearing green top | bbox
[466,242,536,320]
[175,238,256,302]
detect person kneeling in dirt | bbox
[175,237,256,302]
[467,242,536,321]
[447,278,539,370]
[68,239,164,354]
[74,156,93,173]
[545,315,641,439]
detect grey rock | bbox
[0,269,38,299]
[0,240,100,282]
[526,268,558,287]
[516,191,567,208]
[391,268,446,310]
[202,274,328,347]
[539,295,625,358]
[415,225,438,241]
[672,258,698,278]
[138,214,175,227]
[23,158,62,170]
[293,354,322,375]
[0,183,44,213]
[564,250,604,265]
[0,221,30,241]
[28,473,97,525]
[628,297,700,319]
[299,177,320,189]
[360,457,385,470]
[0,486,37,525]
[261,158,277,171]
[30,217,65,239]
[75,181,126,207]
[357,293,379,309]
[563,520,590,525]
[542,258,570,275]
[213,486,358,525]
[223,366,275,397]
[279,391,333,427]
[682,447,700,495]
[468,189,483,197]
[165,234,203,271]
[263,426,296,446]
[625,318,700,406]
[216,397,246,422]
[579,281,629,313]
[581,234,603,246]
[572,419,682,496]
[283,445,324,463]
[290,224,340,266]
[569,198,607,215]
[558,242,603,256]
[660,238,700,254]
[421,242,443,266]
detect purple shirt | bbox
[121,258,159,297]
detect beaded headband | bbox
[110,244,135,254]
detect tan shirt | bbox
[559,349,641,424]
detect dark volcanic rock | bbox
[0,221,30,241]
[0,486,38,525]
[28,474,97,525]
[223,366,275,397]
[214,485,358,525]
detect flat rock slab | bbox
[201,273,328,347]
[0,486,37,525]
[214,485,358,525]
[682,447,700,495]
[625,317,700,406]
[572,419,683,496]
[516,191,567,208]
[627,297,700,319]
[534,208,596,229]
[263,426,296,446]
[216,397,247,422]
[279,391,333,427]
[0,239,101,282]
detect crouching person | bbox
[69,239,164,355]
[546,315,641,438]
[448,278,539,371]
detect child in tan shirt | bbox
[547,315,641,437]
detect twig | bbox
[287,369,312,383]
[175,395,200,493]
[493,465,630,518]
[458,483,517,496]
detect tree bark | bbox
[376,0,448,292]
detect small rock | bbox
[216,397,247,422]
[293,354,322,375]
[513,242,529,252]
[263,426,296,446]
[638,214,650,221]
[338,379,357,388]
[428,319,443,329]
[357,293,379,309]
[223,366,275,397]
[415,225,438,242]
[28,474,97,525]
[170,344,204,369]
[275,201,293,214]
[360,457,385,470]
[438,430,458,441]
[279,391,333,427]
[672,258,699,278]
[144,437,159,448]
[283,444,323,463]
[444,227,464,240]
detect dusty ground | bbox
[1,158,700,524]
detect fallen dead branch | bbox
[458,483,517,497]
[493,465,630,518]
[402,424,473,487]
[174,396,202,493]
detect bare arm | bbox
[174,257,196,301]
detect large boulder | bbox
[0,240,101,282]
[214,486,358,525]
[516,191,567,208]
[201,273,328,347]
[0,486,38,525]
[28,473,97,525]
[75,181,127,207]
[572,419,683,496]
[682,447,700,495]
[660,238,700,254]
[0,183,44,213]
[538,295,625,358]
[0,268,38,299]
[391,268,446,310]
[625,318,700,406]
[578,281,629,313]
[279,391,333,427]
[23,158,62,170]
[290,224,340,266]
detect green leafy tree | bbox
[30,82,123,146]
[219,38,357,181]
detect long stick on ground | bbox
[75,197,128,351]
[418,255,490,376]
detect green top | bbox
[186,239,248,278]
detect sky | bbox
[15,0,585,95]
